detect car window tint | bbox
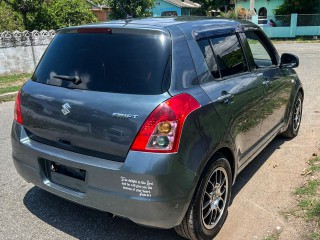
[245,31,273,68]
[209,34,248,78]
[32,33,171,94]
[197,39,220,79]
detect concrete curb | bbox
[0,91,18,101]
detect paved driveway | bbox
[0,43,319,240]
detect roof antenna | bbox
[115,0,133,23]
[125,14,133,24]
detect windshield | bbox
[32,31,171,94]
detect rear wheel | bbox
[282,92,303,138]
[175,154,232,240]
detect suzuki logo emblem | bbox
[61,103,71,115]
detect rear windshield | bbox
[32,31,171,94]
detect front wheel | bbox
[175,154,232,240]
[282,92,303,138]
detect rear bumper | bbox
[11,122,198,229]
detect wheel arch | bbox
[175,146,236,238]
[200,146,237,187]
[298,87,304,99]
[282,84,304,132]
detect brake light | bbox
[14,90,23,125]
[77,28,112,34]
[131,94,200,153]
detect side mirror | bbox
[280,53,299,68]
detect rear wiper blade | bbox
[53,75,82,85]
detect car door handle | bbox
[217,93,234,104]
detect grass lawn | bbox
[290,156,320,239]
[0,73,31,95]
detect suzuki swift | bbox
[12,17,303,240]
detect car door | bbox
[242,30,294,139]
[196,33,265,164]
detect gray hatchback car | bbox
[12,17,303,240]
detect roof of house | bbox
[164,0,201,9]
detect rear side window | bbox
[197,39,220,79]
[197,33,248,79]
[32,32,171,94]
[209,34,248,78]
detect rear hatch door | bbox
[20,26,172,161]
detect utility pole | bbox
[249,0,256,16]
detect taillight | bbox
[14,90,23,125]
[131,94,200,153]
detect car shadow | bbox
[23,137,287,239]
[23,187,184,240]
[230,136,287,204]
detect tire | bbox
[175,153,232,240]
[282,92,303,138]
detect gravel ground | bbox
[0,43,319,240]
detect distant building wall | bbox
[236,0,284,19]
[152,0,182,17]
[0,30,55,76]
[92,8,111,21]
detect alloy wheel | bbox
[293,97,302,132]
[201,167,229,230]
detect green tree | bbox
[108,0,153,19]
[192,0,227,15]
[0,0,43,30]
[29,0,98,30]
[273,0,320,15]
[91,0,109,6]
[0,2,24,31]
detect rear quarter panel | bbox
[167,25,237,179]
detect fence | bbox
[0,30,55,75]
[298,14,320,26]
[252,13,320,38]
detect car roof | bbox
[60,17,258,33]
